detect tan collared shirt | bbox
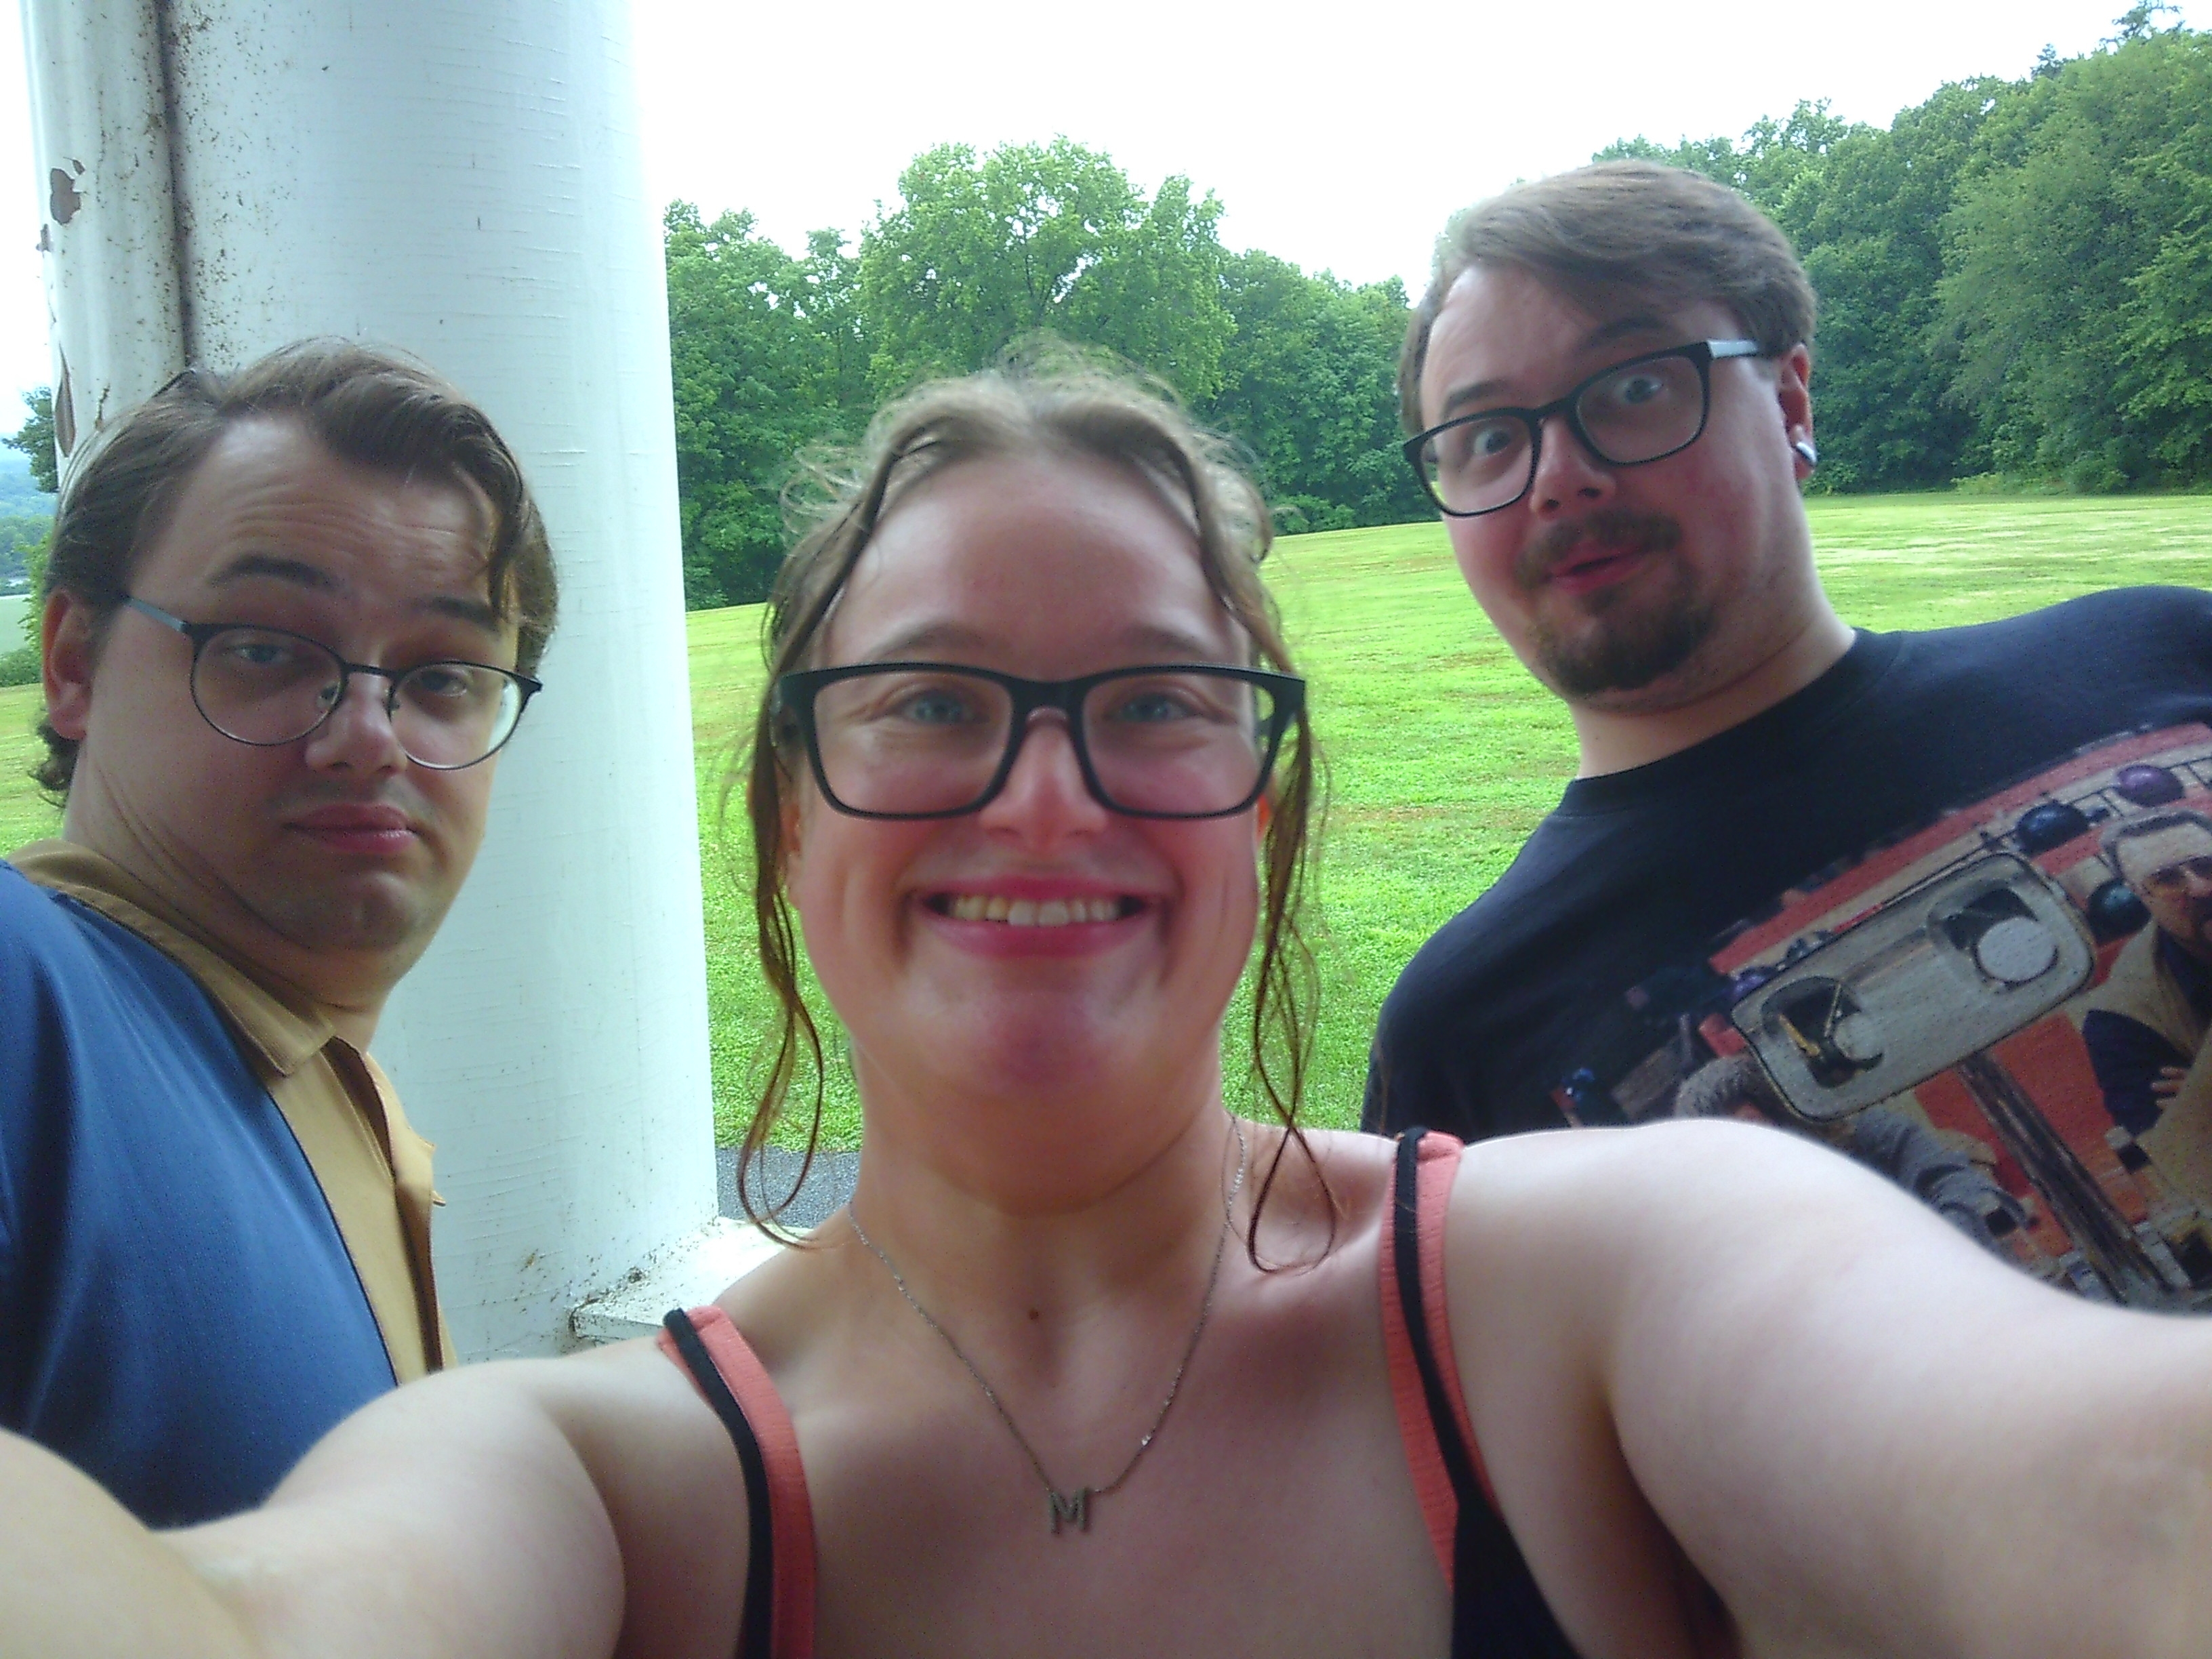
[9,840,451,1380]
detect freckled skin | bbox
[42,417,519,1040]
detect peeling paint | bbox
[47,166,81,222]
[53,352,74,455]
[23,0,190,471]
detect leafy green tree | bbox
[2108,3,2180,45]
[664,203,869,607]
[1595,98,1999,491]
[0,512,49,581]
[1938,23,2212,486]
[1597,100,1870,224]
[1782,80,2009,489]
[6,388,57,495]
[859,140,1231,403]
[2117,166,2212,471]
[1203,252,1426,531]
[0,514,43,682]
[3,386,57,677]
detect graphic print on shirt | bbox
[1548,724,2212,1310]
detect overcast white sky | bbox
[0,0,2198,423]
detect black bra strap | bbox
[665,1308,775,1659]
[1395,1130,1488,1508]
[1393,1132,1582,1658]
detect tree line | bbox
[665,137,1421,608]
[669,9,2211,608]
[3,11,2202,615]
[1603,3,2211,497]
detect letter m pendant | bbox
[1045,1487,1091,1534]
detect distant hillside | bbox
[0,450,51,520]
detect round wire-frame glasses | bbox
[1403,338,1765,518]
[774,661,1305,821]
[123,595,541,771]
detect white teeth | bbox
[941,895,1126,926]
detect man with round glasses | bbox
[1366,163,2212,1299]
[0,340,556,1524]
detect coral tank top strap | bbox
[659,1305,818,1659]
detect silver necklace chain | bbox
[848,1118,1249,1536]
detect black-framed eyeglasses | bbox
[1404,339,1765,518]
[122,595,541,771]
[774,661,1305,821]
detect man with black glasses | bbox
[1366,162,2212,1310]
[0,342,556,1523]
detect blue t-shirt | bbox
[0,861,397,1525]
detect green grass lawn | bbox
[4,494,2207,1146]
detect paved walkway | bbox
[717,1145,859,1232]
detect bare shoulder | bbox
[533,1339,755,1658]
[1445,1117,1957,1265]
[710,1223,863,1374]
[1294,1123,1399,1209]
[1429,1126,2212,1659]
[1239,1124,1401,1267]
[394,1340,753,1576]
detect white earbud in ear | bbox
[1792,439,1818,469]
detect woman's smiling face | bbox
[784,449,1263,1131]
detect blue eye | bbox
[899,689,982,724]
[1111,691,1193,723]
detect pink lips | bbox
[1544,544,1649,596]
[287,802,418,857]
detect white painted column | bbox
[22,0,726,1357]
[19,0,184,472]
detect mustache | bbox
[1515,510,1683,590]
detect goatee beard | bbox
[1518,510,1714,698]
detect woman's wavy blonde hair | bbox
[733,353,1323,1256]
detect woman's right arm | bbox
[0,1338,749,1659]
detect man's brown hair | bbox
[1398,160,1818,431]
[34,337,558,794]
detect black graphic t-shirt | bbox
[1366,586,2212,1308]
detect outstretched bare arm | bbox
[0,1338,747,1659]
[1448,1120,2212,1659]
